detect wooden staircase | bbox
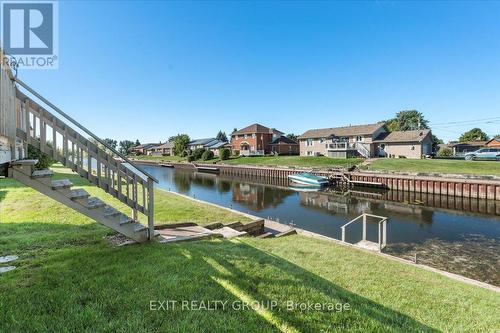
[8,78,158,242]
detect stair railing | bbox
[13,77,157,239]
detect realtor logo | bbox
[1,1,59,69]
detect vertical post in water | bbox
[147,177,155,240]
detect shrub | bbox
[201,150,214,161]
[192,148,206,160]
[180,150,188,157]
[233,150,240,157]
[437,147,453,157]
[28,144,55,170]
[219,148,230,160]
[187,154,195,162]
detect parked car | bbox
[464,148,500,161]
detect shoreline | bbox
[157,187,500,293]
[136,159,500,201]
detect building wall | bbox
[0,53,17,164]
[299,134,378,157]
[381,137,432,159]
[270,143,299,155]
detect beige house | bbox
[147,142,174,156]
[298,123,387,158]
[373,129,432,159]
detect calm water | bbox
[142,165,500,285]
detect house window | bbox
[307,139,313,146]
[307,151,313,156]
[319,138,324,143]
[244,134,248,139]
[252,134,256,139]
[356,136,363,142]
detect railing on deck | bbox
[13,77,158,239]
[341,213,388,251]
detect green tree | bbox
[119,140,135,154]
[219,148,230,160]
[201,150,214,161]
[171,134,190,156]
[286,133,298,142]
[384,110,429,131]
[437,146,453,157]
[28,143,55,170]
[134,139,141,146]
[431,135,443,153]
[103,138,117,150]
[459,128,489,142]
[216,130,228,142]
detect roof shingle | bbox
[299,123,385,139]
[373,129,431,143]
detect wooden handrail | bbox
[13,77,158,183]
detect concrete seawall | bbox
[134,160,500,201]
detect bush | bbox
[192,148,206,160]
[437,147,453,157]
[219,148,230,160]
[201,150,214,161]
[187,154,195,162]
[233,150,240,157]
[28,144,55,170]
[180,150,188,157]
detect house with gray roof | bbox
[298,123,432,159]
[298,123,386,158]
[373,129,432,158]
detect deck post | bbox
[341,227,345,242]
[147,177,155,240]
[362,214,367,241]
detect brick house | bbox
[269,136,299,155]
[231,124,296,155]
[486,137,500,148]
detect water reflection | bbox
[142,165,500,285]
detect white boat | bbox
[288,172,329,187]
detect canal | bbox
[141,165,500,286]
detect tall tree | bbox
[103,138,117,150]
[216,130,228,142]
[459,128,489,142]
[431,135,444,153]
[286,133,298,142]
[134,139,141,146]
[170,134,190,155]
[119,140,135,154]
[384,110,429,131]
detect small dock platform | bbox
[195,165,220,174]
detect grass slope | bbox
[1,166,499,332]
[220,156,361,169]
[366,159,500,176]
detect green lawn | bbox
[220,156,362,169]
[130,155,187,162]
[365,158,500,176]
[1,166,499,332]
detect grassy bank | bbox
[365,158,500,176]
[220,156,362,169]
[1,166,499,332]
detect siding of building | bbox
[0,53,18,164]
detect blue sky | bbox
[17,1,500,143]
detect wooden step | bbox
[133,224,147,232]
[225,221,243,229]
[51,179,73,190]
[276,229,297,238]
[212,227,248,238]
[204,222,224,230]
[12,159,38,166]
[118,215,134,225]
[104,206,120,218]
[86,197,106,209]
[69,188,90,200]
[31,169,54,178]
[256,232,275,239]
